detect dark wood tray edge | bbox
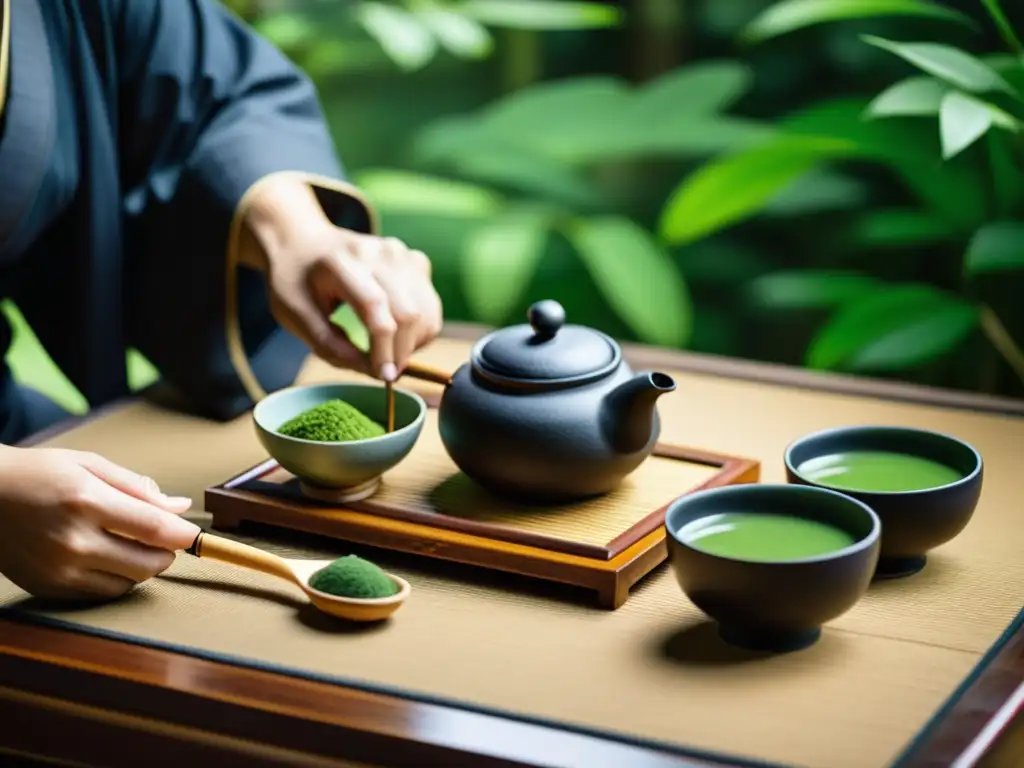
[210,441,761,563]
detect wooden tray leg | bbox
[597,575,629,610]
[596,538,670,609]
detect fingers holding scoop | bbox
[323,234,441,381]
[373,238,441,375]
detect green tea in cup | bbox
[795,451,962,493]
[678,512,856,562]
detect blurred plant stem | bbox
[502,30,541,92]
[631,0,687,80]
[980,0,1024,59]
[979,305,1024,387]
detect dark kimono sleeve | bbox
[113,0,378,420]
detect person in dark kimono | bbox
[0,0,442,600]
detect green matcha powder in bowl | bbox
[277,399,385,442]
[252,382,427,494]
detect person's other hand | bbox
[243,177,443,381]
[0,446,200,600]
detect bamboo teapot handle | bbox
[400,361,452,387]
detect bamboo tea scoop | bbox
[385,379,395,432]
[384,360,451,432]
[401,360,453,386]
[183,532,410,622]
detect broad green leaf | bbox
[454,0,623,29]
[865,76,947,118]
[852,209,963,245]
[354,2,438,71]
[413,116,485,165]
[862,36,1016,95]
[2,300,89,415]
[461,207,553,324]
[353,169,504,217]
[784,96,939,163]
[452,148,602,208]
[985,54,1024,94]
[414,5,493,59]
[806,285,979,371]
[764,169,867,215]
[331,303,370,352]
[658,137,853,245]
[481,77,626,131]
[967,94,1019,131]
[568,217,692,346]
[631,61,754,119]
[740,0,975,44]
[372,213,481,273]
[478,77,631,161]
[939,91,1020,159]
[637,118,776,157]
[127,349,160,392]
[939,90,995,159]
[963,221,1024,276]
[414,67,771,166]
[782,98,986,225]
[747,271,880,310]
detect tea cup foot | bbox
[717,624,821,654]
[874,554,927,580]
[299,476,381,504]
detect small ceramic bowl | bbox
[665,484,880,653]
[784,426,983,579]
[253,383,427,502]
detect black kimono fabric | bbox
[0,0,376,443]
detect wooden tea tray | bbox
[205,407,760,609]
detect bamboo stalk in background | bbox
[502,29,542,93]
[631,0,687,82]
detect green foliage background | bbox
[13,0,1024,414]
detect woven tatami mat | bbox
[1,340,1021,768]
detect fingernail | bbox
[165,496,192,508]
[380,363,398,382]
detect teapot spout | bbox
[602,371,677,454]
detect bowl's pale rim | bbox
[253,382,428,447]
[782,424,984,499]
[664,483,882,567]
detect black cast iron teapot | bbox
[402,300,677,502]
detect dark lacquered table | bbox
[0,325,1020,768]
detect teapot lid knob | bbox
[470,297,620,387]
[528,300,565,340]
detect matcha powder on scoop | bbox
[308,555,399,599]
[277,399,385,442]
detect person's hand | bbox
[0,445,200,601]
[242,177,443,381]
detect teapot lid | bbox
[471,300,621,388]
